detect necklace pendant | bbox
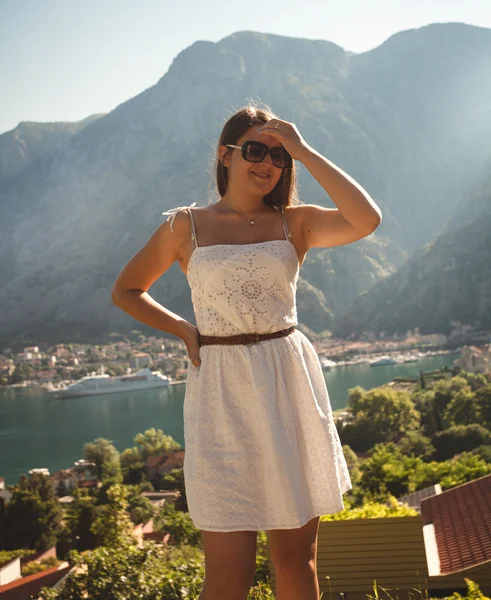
[250,220,255,225]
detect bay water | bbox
[0,351,459,485]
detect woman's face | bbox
[219,125,284,196]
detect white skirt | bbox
[183,329,352,532]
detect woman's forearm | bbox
[112,291,189,339]
[297,144,382,231]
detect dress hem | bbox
[191,489,353,532]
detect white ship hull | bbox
[52,367,170,399]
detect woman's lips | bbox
[250,171,270,180]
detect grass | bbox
[171,574,486,600]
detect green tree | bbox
[342,386,420,451]
[154,502,201,547]
[412,389,441,438]
[474,384,491,429]
[91,484,135,548]
[444,389,481,426]
[341,445,361,485]
[83,438,122,481]
[358,443,421,499]
[62,486,98,552]
[420,370,426,390]
[458,371,488,392]
[120,447,146,485]
[396,431,435,459]
[405,452,491,492]
[432,424,491,461]
[433,376,472,430]
[3,474,63,550]
[126,493,155,525]
[470,444,491,464]
[134,428,182,461]
[439,452,491,489]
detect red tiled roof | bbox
[78,479,98,488]
[162,451,185,468]
[420,474,491,575]
[146,455,166,467]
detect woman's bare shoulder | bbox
[161,206,194,234]
[283,202,308,226]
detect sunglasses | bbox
[226,141,293,169]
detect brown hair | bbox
[210,101,300,209]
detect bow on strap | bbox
[161,202,197,232]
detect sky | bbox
[1,0,490,135]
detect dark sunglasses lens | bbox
[245,142,267,162]
[244,142,291,167]
[271,148,289,168]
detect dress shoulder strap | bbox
[278,205,293,243]
[188,207,199,249]
[161,202,198,248]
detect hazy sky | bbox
[1,0,490,135]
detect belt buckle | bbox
[246,333,260,346]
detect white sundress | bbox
[162,202,352,532]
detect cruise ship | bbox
[51,365,170,398]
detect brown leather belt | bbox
[198,325,296,347]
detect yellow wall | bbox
[266,516,491,599]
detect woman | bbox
[112,104,382,600]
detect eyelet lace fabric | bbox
[187,241,299,336]
[162,204,352,532]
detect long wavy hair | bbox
[210,102,301,209]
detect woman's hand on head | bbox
[179,321,201,369]
[256,118,310,161]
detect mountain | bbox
[1,24,490,346]
[345,22,491,251]
[0,115,104,184]
[441,152,491,234]
[333,160,491,336]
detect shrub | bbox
[321,496,419,521]
[154,502,201,547]
[397,431,435,459]
[432,424,491,461]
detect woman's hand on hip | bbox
[179,321,201,369]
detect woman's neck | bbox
[219,192,266,214]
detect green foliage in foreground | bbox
[320,495,419,521]
[0,548,38,563]
[36,482,274,599]
[154,502,201,547]
[37,541,205,600]
[34,481,490,600]
[347,443,491,505]
[445,578,491,600]
[362,577,490,600]
[12,370,491,598]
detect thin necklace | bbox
[218,200,267,225]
